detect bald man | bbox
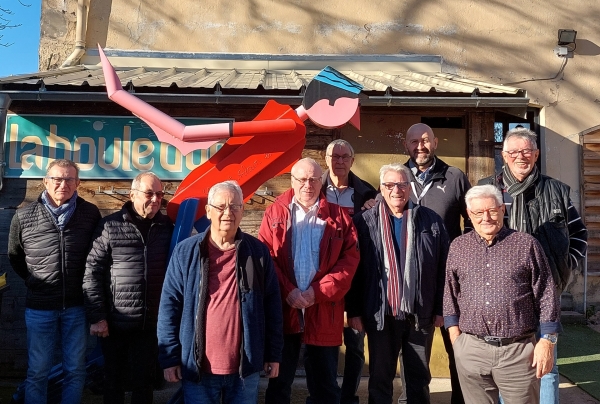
[403,123,471,404]
[259,158,359,404]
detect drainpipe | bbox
[60,0,91,68]
[0,94,13,192]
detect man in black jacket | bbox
[321,139,377,404]
[83,171,173,404]
[8,159,101,404]
[403,123,471,404]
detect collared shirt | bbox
[444,227,561,338]
[409,158,436,185]
[290,198,326,291]
[325,175,355,216]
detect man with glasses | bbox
[8,159,101,404]
[403,123,472,404]
[321,139,377,404]
[444,184,561,404]
[158,180,283,404]
[260,158,359,404]
[83,172,173,404]
[479,127,587,404]
[346,163,449,403]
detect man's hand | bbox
[164,365,182,382]
[434,315,444,328]
[532,338,554,378]
[286,288,309,309]
[362,198,376,210]
[264,362,280,378]
[301,286,316,308]
[448,325,461,345]
[348,316,364,332]
[90,320,109,338]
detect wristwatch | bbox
[541,333,558,344]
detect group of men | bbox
[7,123,586,404]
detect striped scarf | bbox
[378,200,418,317]
[502,165,539,233]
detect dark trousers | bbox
[101,326,157,404]
[341,326,365,404]
[265,333,341,404]
[366,316,433,404]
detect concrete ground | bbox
[146,374,600,404]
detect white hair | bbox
[207,180,243,205]
[326,139,355,157]
[465,185,503,210]
[379,163,411,184]
[131,172,162,190]
[503,127,538,150]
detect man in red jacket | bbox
[259,157,360,404]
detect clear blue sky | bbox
[0,0,41,77]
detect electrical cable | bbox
[503,57,568,86]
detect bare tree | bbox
[0,1,31,47]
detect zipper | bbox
[60,229,66,309]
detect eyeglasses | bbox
[208,203,244,213]
[503,148,535,158]
[132,189,165,199]
[46,177,78,186]
[291,175,322,186]
[381,182,410,190]
[469,206,503,218]
[327,154,353,162]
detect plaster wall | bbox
[39,0,600,305]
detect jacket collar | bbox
[321,169,373,196]
[404,156,450,183]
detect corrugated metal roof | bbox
[0,65,522,96]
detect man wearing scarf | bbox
[346,163,449,404]
[479,127,588,404]
[8,159,101,404]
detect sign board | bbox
[3,115,232,179]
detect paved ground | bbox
[146,374,599,404]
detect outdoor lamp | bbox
[557,29,577,46]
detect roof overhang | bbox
[0,51,529,114]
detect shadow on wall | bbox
[575,39,600,56]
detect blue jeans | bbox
[540,343,559,404]
[24,306,87,404]
[182,372,260,404]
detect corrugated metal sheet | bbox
[0,65,522,95]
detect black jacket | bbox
[8,195,101,310]
[404,157,471,241]
[479,172,588,291]
[84,202,173,330]
[321,169,377,217]
[346,201,449,330]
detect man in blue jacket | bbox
[157,180,283,404]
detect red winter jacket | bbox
[258,189,359,346]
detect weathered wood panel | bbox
[466,111,495,185]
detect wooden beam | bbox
[467,111,496,184]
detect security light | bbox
[557,29,577,46]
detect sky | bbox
[0,0,41,77]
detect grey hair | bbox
[379,163,412,184]
[131,172,162,190]
[465,185,503,210]
[503,127,538,150]
[46,159,80,177]
[326,139,355,157]
[207,180,244,205]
